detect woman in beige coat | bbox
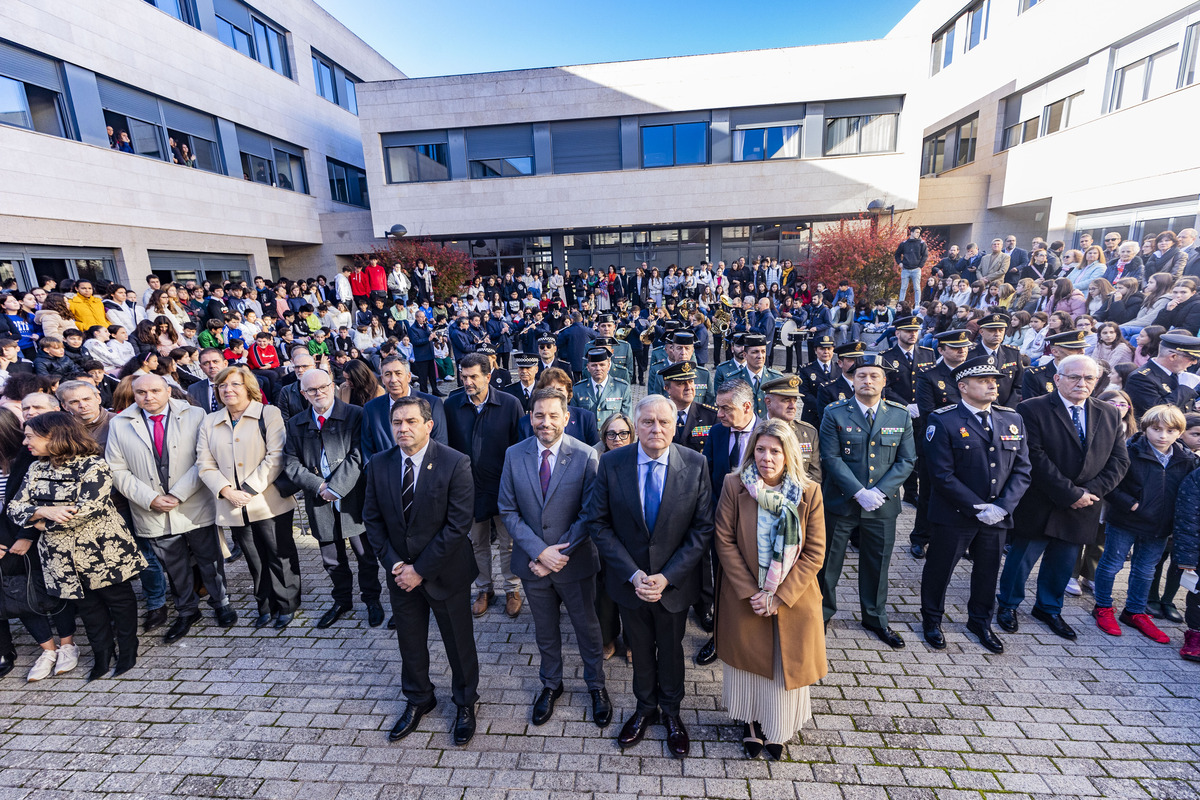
[197,365,299,629]
[714,418,827,760]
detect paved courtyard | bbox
[1,499,1198,800]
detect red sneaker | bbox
[1093,606,1121,636]
[1119,610,1170,644]
[1181,630,1200,662]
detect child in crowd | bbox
[83,324,122,374]
[223,337,247,364]
[199,318,224,349]
[1183,413,1200,454]
[307,328,330,359]
[34,336,74,377]
[1169,431,1200,661]
[1094,405,1197,643]
[62,328,88,368]
[180,321,199,348]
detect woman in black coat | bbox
[1098,278,1144,325]
[1152,278,1200,334]
[1143,232,1189,278]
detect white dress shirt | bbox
[855,398,880,422]
[538,436,563,474]
[633,445,670,583]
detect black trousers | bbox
[231,511,301,616]
[1148,540,1183,607]
[633,349,648,384]
[76,579,138,667]
[1186,589,1200,630]
[412,359,438,393]
[619,601,688,716]
[594,565,622,647]
[149,525,229,616]
[388,581,479,708]
[910,455,931,547]
[319,530,382,607]
[921,523,1006,627]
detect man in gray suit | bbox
[499,387,611,728]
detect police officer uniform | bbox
[535,334,573,376]
[920,356,1032,654]
[572,347,633,425]
[591,314,634,386]
[817,354,917,646]
[713,332,749,387]
[797,334,839,429]
[968,313,1024,407]
[1123,332,1200,417]
[882,317,936,408]
[816,341,864,414]
[1020,329,1087,399]
[662,361,719,453]
[910,330,973,556]
[761,374,822,484]
[739,332,784,418]
[647,330,714,404]
[646,319,683,375]
[476,347,512,392]
[502,353,540,412]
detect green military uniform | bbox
[609,339,634,385]
[817,355,917,636]
[713,332,749,389]
[759,373,823,484]
[649,361,714,405]
[572,376,632,425]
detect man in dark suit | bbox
[921,356,1031,654]
[797,334,838,429]
[663,362,718,453]
[1123,332,1200,418]
[363,396,480,746]
[969,313,1024,407]
[1003,235,1029,275]
[586,394,713,757]
[444,353,526,618]
[362,357,447,464]
[818,354,916,648]
[503,353,540,412]
[282,370,382,629]
[498,388,611,729]
[556,311,595,383]
[407,310,441,396]
[997,354,1130,641]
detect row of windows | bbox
[382,113,897,184]
[328,159,369,207]
[930,1,988,76]
[921,115,978,177]
[0,75,65,138]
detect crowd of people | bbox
[2,228,1200,759]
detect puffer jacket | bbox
[1107,435,1197,538]
[1172,467,1200,568]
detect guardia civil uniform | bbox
[572,348,632,425]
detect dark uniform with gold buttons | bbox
[882,316,936,407]
[646,319,684,375]
[817,353,917,642]
[760,374,822,484]
[713,332,749,387]
[816,341,864,418]
[739,332,785,418]
[1122,332,1200,417]
[1020,329,1088,400]
[797,334,838,428]
[662,361,720,453]
[967,313,1024,407]
[920,356,1031,653]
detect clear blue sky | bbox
[315,0,920,78]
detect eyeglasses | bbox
[604,431,631,441]
[1060,374,1098,384]
[303,383,334,396]
[1107,401,1129,409]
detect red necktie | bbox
[317,415,325,428]
[150,414,165,458]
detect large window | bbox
[930,25,955,75]
[733,125,800,161]
[242,152,274,185]
[0,75,65,137]
[966,2,987,50]
[1183,23,1200,88]
[386,143,449,183]
[1111,46,1179,111]
[1043,92,1082,135]
[1002,116,1039,150]
[955,115,978,167]
[466,124,535,178]
[215,0,290,78]
[328,159,369,207]
[311,51,360,113]
[641,122,708,168]
[166,128,220,172]
[921,132,947,176]
[237,126,305,191]
[312,56,336,103]
[104,110,163,160]
[342,75,358,114]
[274,149,306,193]
[824,114,898,156]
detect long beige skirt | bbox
[721,623,812,745]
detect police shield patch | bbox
[926,425,935,441]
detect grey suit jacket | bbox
[499,434,599,582]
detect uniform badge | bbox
[937,381,945,389]
[959,427,969,437]
[1163,383,1172,392]
[1009,424,1018,434]
[1045,382,1053,392]
[926,425,935,441]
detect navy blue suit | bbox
[360,391,447,463]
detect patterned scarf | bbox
[739,461,804,594]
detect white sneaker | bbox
[27,649,57,682]
[54,644,78,675]
[1079,577,1095,593]
[1065,578,1082,597]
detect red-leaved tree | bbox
[799,214,943,305]
[355,238,476,301]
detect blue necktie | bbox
[1070,405,1086,445]
[643,461,661,532]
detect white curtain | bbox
[859,114,897,153]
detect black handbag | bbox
[0,555,58,618]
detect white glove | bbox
[973,503,1007,526]
[869,488,889,507]
[854,488,884,512]
[906,403,919,418]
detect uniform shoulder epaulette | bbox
[917,345,935,352]
[1028,362,1048,373]
[828,397,852,409]
[1133,364,1152,375]
[882,399,907,411]
[701,403,717,412]
[931,404,958,414]
[992,404,1015,412]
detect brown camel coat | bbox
[714,473,828,690]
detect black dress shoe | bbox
[143,606,168,633]
[863,624,905,648]
[742,722,764,759]
[274,612,294,629]
[317,604,352,629]
[87,651,111,682]
[1145,600,1163,618]
[910,543,926,559]
[253,612,274,629]
[695,636,717,665]
[388,698,436,742]
[966,622,1004,653]
[1031,607,1076,640]
[112,656,136,678]
[923,625,946,650]
[531,684,563,726]
[0,650,17,678]
[215,606,238,628]
[225,543,243,562]
[367,603,385,628]
[662,712,690,757]
[764,742,784,760]
[617,709,659,748]
[590,688,612,728]
[1161,603,1184,623]
[387,615,396,630]
[696,605,714,633]
[163,613,201,644]
[452,703,477,746]
[996,606,1018,633]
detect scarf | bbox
[739,461,804,594]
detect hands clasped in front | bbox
[630,569,668,603]
[529,543,570,578]
[391,561,424,591]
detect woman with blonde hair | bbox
[197,364,298,629]
[1011,277,1037,313]
[714,418,826,759]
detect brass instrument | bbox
[712,302,732,336]
[639,326,657,346]
[614,325,632,341]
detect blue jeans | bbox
[1093,525,1169,614]
[1119,325,1144,340]
[997,534,1081,615]
[899,268,922,305]
[135,535,168,611]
